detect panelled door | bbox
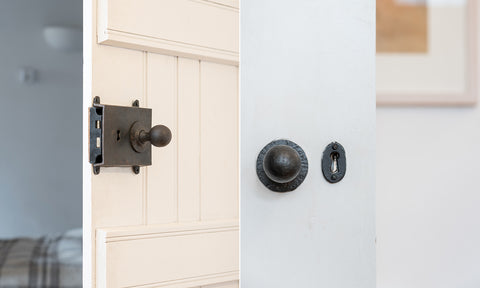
[83,1,239,287]
[240,0,376,287]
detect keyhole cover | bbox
[257,139,308,192]
[321,142,346,183]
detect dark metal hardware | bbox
[130,122,172,153]
[132,165,140,175]
[322,142,346,183]
[263,145,301,183]
[256,139,308,192]
[89,97,172,175]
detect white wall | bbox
[0,0,82,238]
[377,107,480,287]
[377,2,480,285]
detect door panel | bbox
[91,46,145,228]
[96,222,239,288]
[84,0,239,287]
[203,281,238,288]
[97,0,239,64]
[200,62,239,221]
[146,53,178,225]
[240,0,376,287]
[178,58,201,223]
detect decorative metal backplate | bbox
[256,139,308,192]
[321,142,346,183]
[89,97,152,174]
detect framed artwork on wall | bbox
[376,0,478,105]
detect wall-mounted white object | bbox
[43,26,82,52]
[18,67,38,85]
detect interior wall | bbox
[377,58,480,288]
[377,1,480,285]
[0,0,82,238]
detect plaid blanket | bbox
[0,229,82,288]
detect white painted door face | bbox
[241,1,376,288]
[83,1,239,287]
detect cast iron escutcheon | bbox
[257,140,308,192]
[321,142,346,183]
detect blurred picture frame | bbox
[376,0,477,106]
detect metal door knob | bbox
[263,145,301,183]
[257,139,308,192]
[130,122,172,153]
[139,125,172,147]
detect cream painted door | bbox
[241,0,376,287]
[83,1,239,288]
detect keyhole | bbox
[330,152,339,174]
[116,130,121,142]
[322,142,346,184]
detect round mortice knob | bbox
[263,145,301,184]
[139,125,172,148]
[256,139,308,193]
[130,122,172,153]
